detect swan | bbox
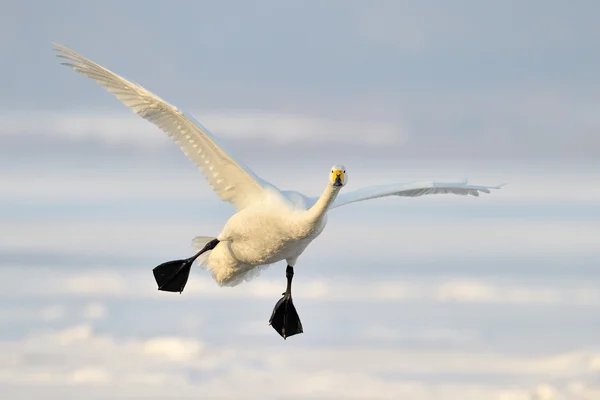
[53,43,504,339]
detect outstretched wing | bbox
[329,180,504,209]
[53,43,273,211]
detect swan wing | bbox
[53,43,272,210]
[329,180,504,209]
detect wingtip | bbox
[51,42,66,56]
[51,42,73,55]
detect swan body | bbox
[204,187,330,286]
[53,43,504,338]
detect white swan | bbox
[53,43,504,339]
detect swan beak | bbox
[333,171,344,187]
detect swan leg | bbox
[152,238,219,293]
[269,265,304,339]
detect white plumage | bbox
[53,43,504,289]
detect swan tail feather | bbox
[191,236,217,251]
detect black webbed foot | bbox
[269,292,303,339]
[153,259,193,293]
[152,238,219,293]
[269,265,303,339]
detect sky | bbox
[1,1,599,399]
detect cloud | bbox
[82,302,107,320]
[2,212,596,261]
[0,164,594,206]
[3,158,600,222]
[3,93,600,164]
[68,366,112,385]
[56,325,94,345]
[40,305,67,322]
[3,2,600,165]
[1,323,599,399]
[0,304,67,323]
[59,272,128,296]
[0,111,406,148]
[359,326,479,344]
[3,267,599,307]
[142,337,204,362]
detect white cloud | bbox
[0,324,599,399]
[319,219,599,259]
[82,302,107,320]
[40,305,67,322]
[60,273,128,296]
[68,366,112,385]
[0,111,406,148]
[0,304,66,323]
[3,86,600,164]
[532,384,561,400]
[2,267,599,307]
[57,325,93,345]
[566,381,600,400]
[3,159,599,207]
[142,337,204,362]
[360,327,479,344]
[1,213,596,260]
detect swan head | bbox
[330,164,347,188]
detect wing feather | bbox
[53,43,273,210]
[329,180,504,209]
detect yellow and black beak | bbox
[332,170,344,187]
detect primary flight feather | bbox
[53,43,503,339]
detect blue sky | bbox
[1,1,599,399]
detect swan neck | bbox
[307,184,340,223]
